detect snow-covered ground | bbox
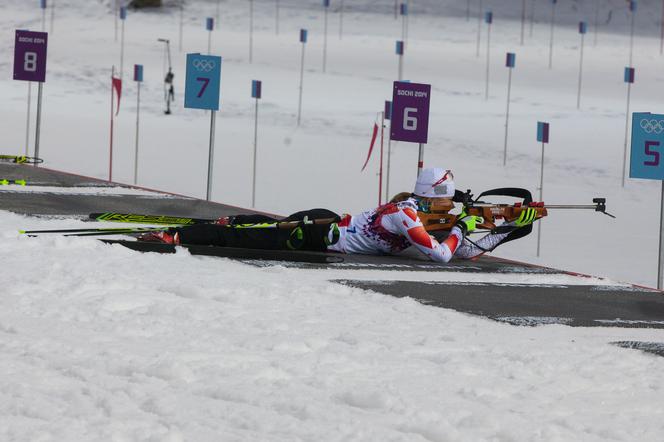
[2,1,664,440]
[1,209,664,441]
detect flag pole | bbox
[503,53,515,166]
[484,11,492,100]
[339,0,344,39]
[549,0,556,69]
[109,66,115,182]
[529,0,535,38]
[594,0,600,47]
[297,30,307,126]
[25,83,32,156]
[629,1,636,67]
[323,0,329,72]
[577,22,586,109]
[520,0,526,45]
[179,1,183,52]
[276,0,280,35]
[622,78,633,188]
[476,0,483,57]
[379,111,384,206]
[537,139,545,256]
[249,0,254,63]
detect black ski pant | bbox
[174,208,340,251]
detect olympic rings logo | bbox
[639,119,664,135]
[193,59,216,72]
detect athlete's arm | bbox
[392,207,464,263]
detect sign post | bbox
[206,17,214,55]
[504,52,516,166]
[623,67,636,187]
[630,112,664,288]
[484,11,493,100]
[549,0,557,69]
[297,29,307,125]
[384,100,392,201]
[14,30,48,165]
[391,82,431,176]
[577,21,587,109]
[536,121,550,257]
[323,0,329,72]
[395,40,404,80]
[185,53,222,201]
[251,80,262,208]
[133,64,143,185]
[120,6,127,79]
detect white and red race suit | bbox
[326,198,510,262]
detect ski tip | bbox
[18,230,26,234]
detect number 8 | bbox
[24,52,37,72]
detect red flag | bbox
[112,76,122,116]
[361,122,379,172]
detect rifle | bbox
[418,187,614,234]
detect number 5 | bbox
[645,141,660,167]
[403,107,418,131]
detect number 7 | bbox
[196,77,210,98]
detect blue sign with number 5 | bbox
[631,112,664,180]
[185,53,222,111]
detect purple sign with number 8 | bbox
[390,81,431,144]
[13,30,48,83]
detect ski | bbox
[102,239,344,264]
[0,179,26,185]
[20,226,167,236]
[89,212,213,225]
[0,155,43,164]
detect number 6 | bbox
[403,107,418,131]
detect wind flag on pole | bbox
[361,116,380,171]
[537,121,550,143]
[112,75,122,115]
[624,66,635,83]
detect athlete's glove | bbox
[513,208,538,227]
[454,211,484,236]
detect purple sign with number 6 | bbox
[13,30,48,83]
[390,81,431,144]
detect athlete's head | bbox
[412,168,455,213]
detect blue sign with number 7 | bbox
[630,112,664,180]
[185,53,222,111]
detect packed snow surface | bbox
[3,0,664,440]
[2,210,664,441]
